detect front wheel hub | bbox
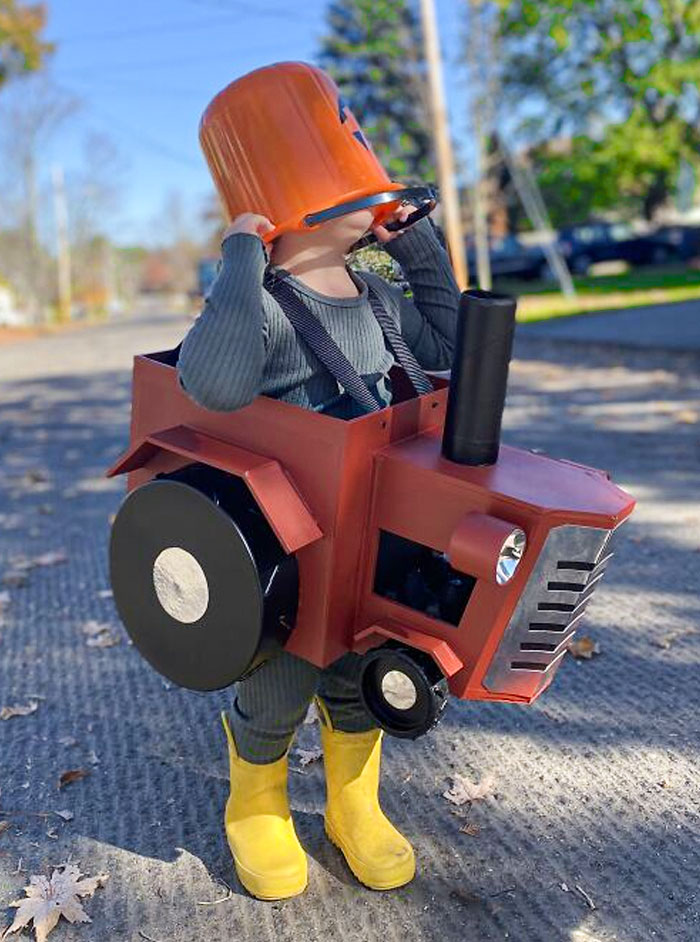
[359,644,448,739]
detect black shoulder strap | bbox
[360,279,433,396]
[264,271,382,414]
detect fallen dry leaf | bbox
[459,821,481,836]
[22,470,50,485]
[0,820,10,835]
[653,628,697,650]
[0,701,39,721]
[568,636,601,659]
[575,883,596,910]
[2,572,28,588]
[0,514,22,531]
[7,552,67,576]
[85,633,119,649]
[3,863,108,942]
[443,773,495,806]
[33,551,68,568]
[81,621,119,648]
[303,701,319,725]
[58,770,89,790]
[296,747,322,768]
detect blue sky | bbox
[42,0,466,246]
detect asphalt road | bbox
[0,308,698,942]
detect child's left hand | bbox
[371,203,418,244]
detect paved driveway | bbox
[0,313,698,942]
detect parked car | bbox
[557,222,683,274]
[467,235,549,282]
[653,225,700,262]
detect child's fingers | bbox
[222,213,275,242]
[372,203,418,243]
[371,223,393,243]
[255,216,276,238]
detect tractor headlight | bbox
[496,528,526,585]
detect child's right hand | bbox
[222,213,275,245]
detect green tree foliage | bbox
[0,1,53,87]
[496,0,700,220]
[318,0,434,180]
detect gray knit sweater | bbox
[177,217,460,415]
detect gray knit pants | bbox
[229,650,376,764]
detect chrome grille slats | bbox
[484,525,615,695]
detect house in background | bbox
[0,281,25,327]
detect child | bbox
[178,67,460,902]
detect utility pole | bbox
[467,0,492,290]
[470,94,492,290]
[500,145,576,299]
[419,0,469,290]
[51,164,72,323]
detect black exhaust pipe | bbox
[442,289,517,467]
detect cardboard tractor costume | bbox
[108,63,635,739]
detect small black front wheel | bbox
[359,644,448,739]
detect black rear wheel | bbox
[109,465,298,691]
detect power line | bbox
[64,75,214,99]
[84,103,205,170]
[54,42,283,77]
[55,6,295,44]
[183,0,298,18]
[54,16,236,44]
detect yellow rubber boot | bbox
[221,713,308,900]
[318,705,415,891]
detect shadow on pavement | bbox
[0,344,698,941]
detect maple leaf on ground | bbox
[3,864,108,942]
[443,773,495,806]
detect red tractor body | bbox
[109,345,634,713]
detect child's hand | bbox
[222,213,275,244]
[371,203,417,244]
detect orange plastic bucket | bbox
[199,62,431,241]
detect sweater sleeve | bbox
[382,216,461,370]
[177,233,267,412]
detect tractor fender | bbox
[107,424,323,554]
